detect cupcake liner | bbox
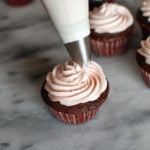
[90,36,128,56]
[90,24,134,56]
[50,108,98,124]
[140,69,150,87]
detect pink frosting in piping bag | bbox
[45,60,107,106]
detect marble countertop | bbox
[0,0,150,150]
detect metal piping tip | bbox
[65,36,91,68]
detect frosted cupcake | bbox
[41,60,109,124]
[136,37,150,87]
[90,3,134,56]
[137,0,150,39]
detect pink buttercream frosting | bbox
[138,37,150,65]
[45,60,107,106]
[90,3,134,33]
[140,0,150,22]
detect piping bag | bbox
[42,0,91,68]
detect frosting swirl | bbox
[140,0,150,22]
[138,37,150,65]
[90,3,134,33]
[45,60,107,106]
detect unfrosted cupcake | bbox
[41,60,109,124]
[90,3,134,56]
[137,0,150,39]
[136,37,150,87]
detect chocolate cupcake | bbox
[136,37,150,87]
[89,0,104,11]
[89,0,115,11]
[90,3,134,56]
[137,0,150,39]
[41,60,109,124]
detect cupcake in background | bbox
[90,3,134,56]
[137,0,150,39]
[5,0,33,6]
[89,0,105,11]
[89,0,114,11]
[136,37,150,87]
[41,60,109,124]
[106,0,114,2]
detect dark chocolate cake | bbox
[137,9,150,39]
[90,24,134,40]
[41,81,109,114]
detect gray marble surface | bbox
[0,0,150,150]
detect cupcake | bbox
[41,60,109,124]
[90,3,134,56]
[106,0,114,2]
[5,0,33,6]
[136,37,150,87]
[137,0,150,39]
[89,0,105,11]
[89,0,114,11]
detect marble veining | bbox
[0,0,150,150]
